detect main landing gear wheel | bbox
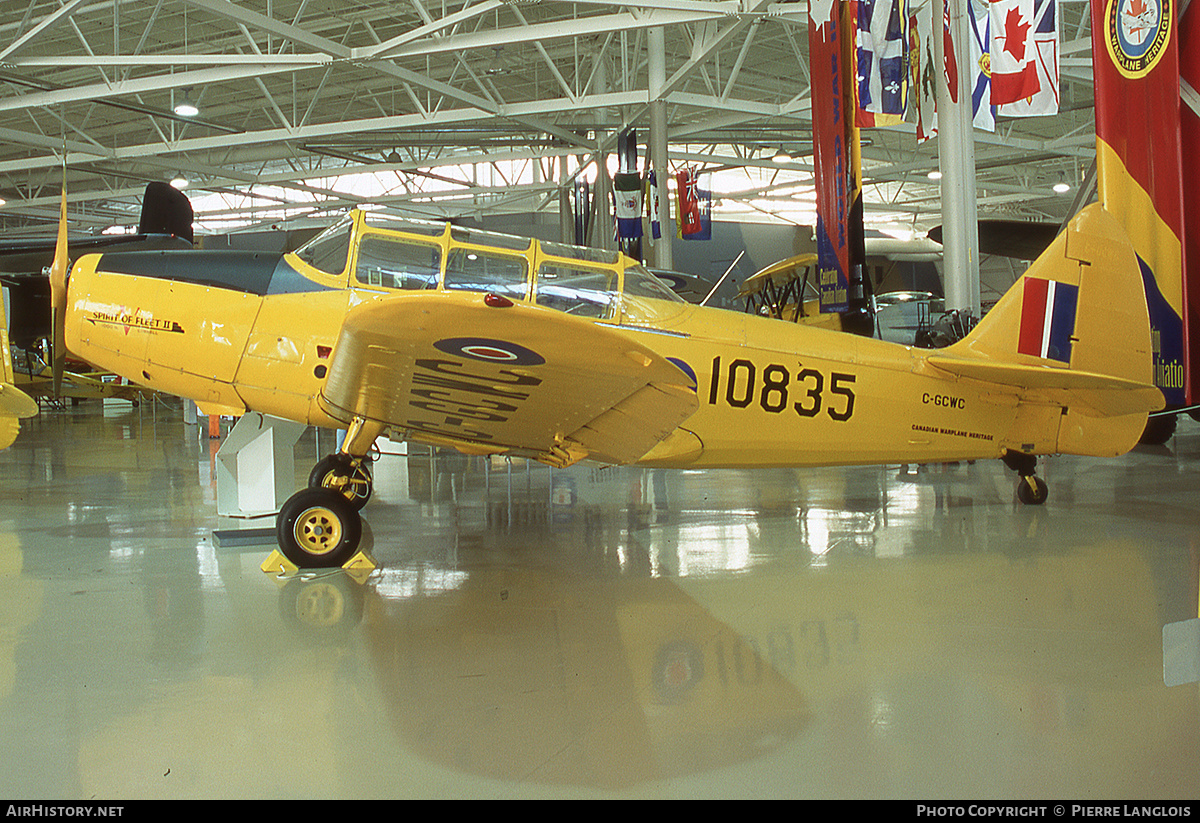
[308,453,373,510]
[276,487,362,568]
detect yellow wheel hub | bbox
[320,468,369,501]
[293,506,343,556]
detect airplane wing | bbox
[318,292,699,466]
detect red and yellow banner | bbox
[1090,0,1186,403]
[1181,1,1200,405]
[809,0,861,313]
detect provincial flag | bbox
[943,0,959,103]
[969,0,996,131]
[676,168,711,241]
[989,0,1040,105]
[613,171,643,240]
[854,0,909,127]
[646,169,662,242]
[997,0,1058,117]
[911,1,938,142]
[1017,277,1078,362]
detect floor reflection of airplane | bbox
[59,195,1161,567]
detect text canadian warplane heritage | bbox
[55,199,1161,568]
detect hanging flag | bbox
[675,168,711,241]
[942,0,959,103]
[989,0,1040,105]
[997,0,1058,117]
[969,0,995,131]
[613,171,643,240]
[854,0,910,127]
[911,1,938,142]
[645,169,662,243]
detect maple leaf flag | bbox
[997,0,1058,117]
[989,0,1040,106]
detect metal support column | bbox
[935,0,981,320]
[649,26,672,270]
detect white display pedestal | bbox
[215,413,306,518]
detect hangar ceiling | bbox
[0,0,1097,242]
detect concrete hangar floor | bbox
[0,397,1198,800]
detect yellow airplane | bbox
[57,198,1161,568]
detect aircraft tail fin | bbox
[137,181,194,245]
[929,203,1161,456]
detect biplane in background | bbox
[736,252,962,347]
[738,253,842,331]
[58,199,1161,568]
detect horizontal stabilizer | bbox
[925,354,1164,418]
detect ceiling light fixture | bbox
[927,170,943,180]
[772,149,791,163]
[173,89,199,117]
[170,174,189,189]
[1053,175,1070,194]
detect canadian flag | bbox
[989,0,1040,106]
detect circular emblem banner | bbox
[1105,0,1173,79]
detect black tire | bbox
[308,453,372,510]
[1016,475,1048,506]
[276,488,362,568]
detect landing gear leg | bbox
[309,417,382,506]
[1003,450,1048,505]
[276,417,383,567]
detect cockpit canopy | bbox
[291,209,683,321]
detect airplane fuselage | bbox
[62,206,1159,566]
[65,249,1081,472]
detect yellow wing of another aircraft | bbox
[318,291,698,467]
[0,325,39,450]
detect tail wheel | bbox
[1016,475,1048,506]
[308,453,373,510]
[277,488,362,568]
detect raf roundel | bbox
[433,337,546,366]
